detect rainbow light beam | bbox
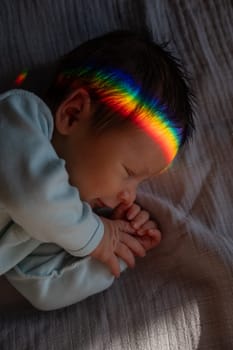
[63,66,183,163]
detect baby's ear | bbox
[55,88,91,135]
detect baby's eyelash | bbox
[125,167,135,177]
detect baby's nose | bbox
[118,190,136,207]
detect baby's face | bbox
[52,88,170,209]
[58,124,169,210]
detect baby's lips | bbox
[116,204,127,215]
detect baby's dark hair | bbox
[46,30,195,147]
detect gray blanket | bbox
[0,1,233,349]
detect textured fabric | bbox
[0,0,233,349]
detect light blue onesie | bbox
[0,89,126,310]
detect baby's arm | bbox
[3,211,156,311]
[5,241,135,311]
[0,90,103,257]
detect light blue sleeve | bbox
[0,221,41,275]
[5,243,127,311]
[0,90,104,257]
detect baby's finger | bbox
[147,229,162,240]
[131,210,150,230]
[136,230,161,250]
[137,220,158,235]
[126,203,141,220]
[115,242,136,269]
[117,220,136,234]
[107,255,121,278]
[120,232,146,257]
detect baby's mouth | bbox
[96,199,106,207]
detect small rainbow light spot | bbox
[15,70,28,86]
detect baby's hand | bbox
[91,216,146,277]
[111,203,161,251]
